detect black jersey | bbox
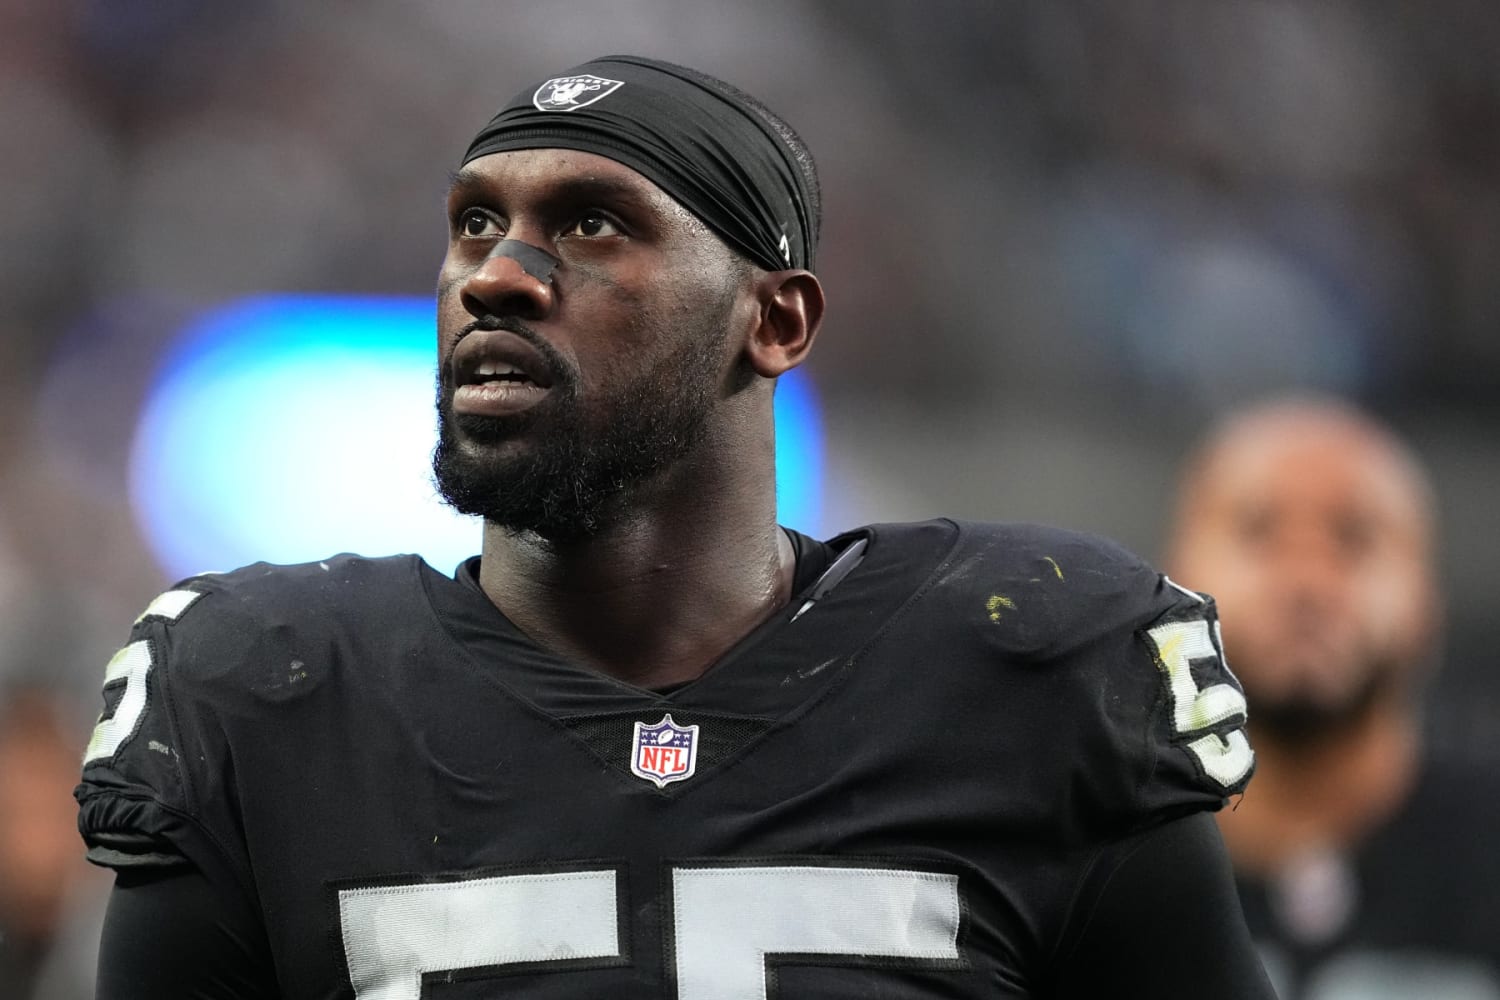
[77,519,1256,998]
[1236,757,1500,999]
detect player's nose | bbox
[1274,531,1353,608]
[459,247,556,323]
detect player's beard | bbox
[432,312,738,544]
[1244,652,1405,746]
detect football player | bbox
[79,56,1275,998]
[1166,397,1500,998]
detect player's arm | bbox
[98,860,277,1000]
[77,580,279,997]
[1049,812,1276,999]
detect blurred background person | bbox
[0,585,115,1000]
[1165,397,1500,999]
[0,683,107,1000]
[0,685,77,997]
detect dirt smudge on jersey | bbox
[987,594,1017,622]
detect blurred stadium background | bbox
[2,1,1497,995]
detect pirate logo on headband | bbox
[533,75,625,112]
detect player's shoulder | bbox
[160,552,430,627]
[1381,754,1500,858]
[945,518,1155,581]
[866,518,1177,660]
[74,553,436,875]
[858,518,1255,813]
[865,517,1156,587]
[77,554,444,832]
[174,551,430,606]
[133,553,437,685]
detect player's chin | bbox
[449,407,546,444]
[1248,669,1388,741]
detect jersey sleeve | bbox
[1131,578,1256,813]
[1048,813,1276,998]
[98,864,278,998]
[74,577,251,883]
[1084,562,1255,831]
[952,521,1255,836]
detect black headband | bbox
[461,55,815,272]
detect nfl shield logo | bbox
[630,714,699,788]
[532,74,625,112]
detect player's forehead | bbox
[449,148,674,210]
[1197,410,1431,538]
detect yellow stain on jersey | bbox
[1155,630,1184,671]
[1042,556,1064,580]
[987,594,1017,622]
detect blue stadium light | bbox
[129,294,824,580]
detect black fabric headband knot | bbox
[461,55,816,272]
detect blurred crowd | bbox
[2,1,1497,996]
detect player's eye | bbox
[458,209,501,238]
[565,213,620,238]
[1329,513,1375,561]
[1232,507,1274,549]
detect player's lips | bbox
[450,329,555,417]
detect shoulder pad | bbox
[74,553,428,871]
[922,520,1255,827]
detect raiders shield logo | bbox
[532,74,625,112]
[630,714,699,788]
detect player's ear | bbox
[743,270,823,379]
[1403,568,1446,683]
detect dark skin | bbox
[437,148,825,689]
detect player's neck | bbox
[476,451,795,688]
[1216,694,1420,876]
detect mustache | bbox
[441,314,571,388]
